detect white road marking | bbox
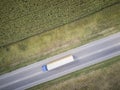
[0,32,120,80]
[0,42,119,89]
[16,51,120,90]
[76,43,120,60]
[0,71,43,89]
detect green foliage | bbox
[18,42,27,51]
[0,0,119,47]
[0,3,120,75]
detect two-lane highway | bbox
[0,32,120,90]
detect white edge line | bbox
[0,32,120,80]
[16,51,120,90]
[1,43,120,89]
[76,43,120,60]
[0,71,43,89]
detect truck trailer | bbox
[42,55,74,71]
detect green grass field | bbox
[29,55,120,90]
[0,1,120,89]
[0,0,119,47]
[0,2,120,75]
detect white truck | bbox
[42,55,74,71]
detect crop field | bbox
[29,55,120,90]
[0,3,120,75]
[0,0,119,47]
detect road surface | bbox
[0,32,120,90]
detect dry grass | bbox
[0,3,120,75]
[29,56,120,90]
[48,64,120,90]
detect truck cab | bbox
[42,65,48,72]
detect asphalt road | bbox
[0,32,120,90]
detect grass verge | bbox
[0,3,120,75]
[28,55,120,90]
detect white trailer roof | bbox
[47,55,74,70]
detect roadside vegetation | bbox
[0,0,119,47]
[29,55,120,90]
[0,2,120,75]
